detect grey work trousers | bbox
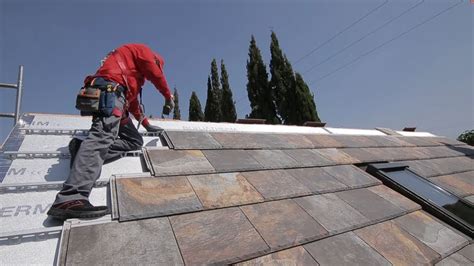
[54,92,143,204]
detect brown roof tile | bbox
[248,150,300,169]
[304,232,391,266]
[294,193,370,234]
[314,148,361,164]
[436,253,472,266]
[335,188,404,222]
[241,199,328,250]
[304,134,343,148]
[65,219,183,265]
[145,149,215,176]
[236,246,319,266]
[283,149,334,167]
[355,221,441,265]
[393,211,469,257]
[322,165,381,189]
[170,207,270,265]
[187,172,264,208]
[163,131,222,149]
[203,150,263,172]
[241,170,311,200]
[287,167,348,194]
[457,244,474,262]
[367,185,420,212]
[115,176,203,221]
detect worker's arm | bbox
[136,47,172,100]
[128,96,161,132]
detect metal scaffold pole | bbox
[0,65,24,126]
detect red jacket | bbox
[85,43,171,126]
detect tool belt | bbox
[75,77,126,117]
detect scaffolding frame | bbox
[0,65,24,125]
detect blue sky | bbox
[1,0,472,142]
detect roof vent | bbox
[303,121,326,127]
[235,118,266,125]
[402,127,416,132]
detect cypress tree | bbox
[220,60,237,122]
[210,59,222,121]
[172,87,181,120]
[246,35,280,124]
[189,91,204,121]
[204,76,220,122]
[294,73,321,124]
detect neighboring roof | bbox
[0,113,473,265]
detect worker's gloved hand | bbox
[144,123,162,132]
[162,95,175,116]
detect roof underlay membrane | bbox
[0,113,473,265]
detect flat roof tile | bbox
[248,150,300,169]
[115,176,203,221]
[367,185,421,212]
[241,199,328,250]
[431,174,474,197]
[145,149,214,176]
[236,246,318,266]
[394,211,469,257]
[187,172,263,208]
[170,208,269,265]
[355,221,441,265]
[287,167,348,194]
[436,253,472,266]
[164,131,222,149]
[304,232,391,266]
[283,149,334,167]
[314,148,361,164]
[294,194,370,234]
[203,150,263,172]
[336,188,403,222]
[242,170,311,200]
[322,165,381,189]
[457,244,474,262]
[65,219,183,265]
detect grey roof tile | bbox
[241,170,311,200]
[304,232,391,266]
[417,146,466,159]
[457,244,474,262]
[236,246,319,266]
[273,134,315,148]
[355,221,441,265]
[145,149,215,176]
[163,131,222,149]
[397,136,442,147]
[431,173,474,197]
[339,148,382,163]
[64,219,183,265]
[431,137,466,146]
[435,253,473,266]
[367,135,415,147]
[322,165,381,189]
[314,148,361,164]
[303,134,343,148]
[187,172,263,208]
[330,135,380,148]
[169,207,270,265]
[393,211,469,257]
[248,150,300,169]
[203,150,263,172]
[367,185,421,212]
[294,194,370,234]
[283,149,334,167]
[241,199,328,250]
[115,176,203,221]
[336,188,404,222]
[210,133,294,149]
[287,167,348,194]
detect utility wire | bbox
[294,0,389,65]
[309,0,464,85]
[303,0,425,75]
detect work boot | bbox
[68,138,83,168]
[47,200,109,220]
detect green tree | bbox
[294,72,321,124]
[210,59,222,121]
[220,60,237,122]
[189,91,204,121]
[246,35,280,124]
[457,130,474,146]
[269,31,296,124]
[172,87,181,120]
[204,76,220,122]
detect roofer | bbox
[47,43,174,220]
